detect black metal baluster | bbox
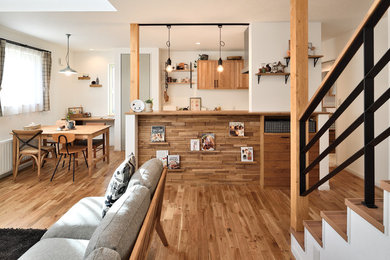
[363,26,377,208]
[299,120,307,195]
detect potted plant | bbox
[145,98,153,112]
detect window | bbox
[0,42,49,116]
[108,63,115,115]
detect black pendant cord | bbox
[218,25,225,64]
[166,25,171,63]
[65,34,71,66]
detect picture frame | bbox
[68,106,83,115]
[241,147,254,162]
[229,122,245,136]
[201,133,215,151]
[151,126,166,142]
[190,97,202,111]
[190,139,200,151]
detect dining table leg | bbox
[105,128,110,164]
[88,136,93,177]
[12,135,17,180]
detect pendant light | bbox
[59,34,77,76]
[165,25,173,73]
[217,25,225,72]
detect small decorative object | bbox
[151,126,165,142]
[145,98,153,112]
[214,106,221,111]
[91,80,96,85]
[163,91,169,102]
[190,97,202,111]
[65,120,76,130]
[83,74,89,77]
[168,155,180,169]
[266,64,272,72]
[229,122,244,137]
[308,42,316,55]
[277,62,287,73]
[227,56,242,60]
[194,60,197,68]
[271,62,279,73]
[241,147,254,162]
[184,64,189,70]
[130,99,145,112]
[198,54,209,60]
[83,112,91,117]
[156,150,169,167]
[96,77,100,85]
[190,139,200,151]
[201,133,215,151]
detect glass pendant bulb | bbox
[217,58,224,72]
[166,58,173,72]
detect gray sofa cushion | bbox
[41,197,104,240]
[19,238,88,260]
[102,153,136,217]
[84,185,150,260]
[85,247,121,260]
[128,158,163,194]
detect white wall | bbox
[322,17,389,185]
[249,22,322,112]
[160,50,249,110]
[0,25,73,141]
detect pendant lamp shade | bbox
[217,25,225,73]
[165,25,173,72]
[59,34,77,75]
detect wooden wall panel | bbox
[137,115,260,184]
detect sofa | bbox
[20,158,167,260]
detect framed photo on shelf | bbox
[68,106,83,115]
[190,139,200,151]
[241,147,254,162]
[229,122,245,136]
[156,150,169,167]
[201,133,215,151]
[151,126,166,142]
[190,97,202,111]
[168,155,180,169]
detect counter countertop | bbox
[125,110,330,116]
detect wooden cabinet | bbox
[263,133,319,188]
[197,60,248,89]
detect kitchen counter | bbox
[125,110,291,116]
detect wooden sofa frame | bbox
[130,167,168,259]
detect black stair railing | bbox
[299,0,390,209]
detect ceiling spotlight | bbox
[195,42,201,45]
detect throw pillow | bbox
[102,153,136,217]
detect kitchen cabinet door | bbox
[197,60,218,89]
[217,60,237,89]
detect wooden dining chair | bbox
[12,130,55,180]
[50,133,88,182]
[75,122,106,160]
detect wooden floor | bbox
[0,149,383,259]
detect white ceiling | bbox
[0,0,375,51]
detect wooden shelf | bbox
[168,168,185,172]
[167,82,196,85]
[78,76,91,80]
[90,84,102,88]
[190,150,221,153]
[149,142,169,145]
[228,136,249,139]
[284,55,324,67]
[255,73,290,84]
[237,161,256,164]
[170,69,194,72]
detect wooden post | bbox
[290,0,309,232]
[130,24,140,102]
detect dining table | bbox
[12,125,111,177]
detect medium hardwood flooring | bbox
[0,149,383,259]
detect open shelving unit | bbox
[165,62,196,89]
[255,72,290,84]
[284,55,324,67]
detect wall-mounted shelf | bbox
[284,55,324,67]
[89,84,102,87]
[190,150,221,153]
[149,142,169,145]
[237,161,256,164]
[78,76,91,80]
[255,73,290,84]
[167,82,196,85]
[168,168,185,172]
[228,136,249,139]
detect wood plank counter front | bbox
[126,110,319,187]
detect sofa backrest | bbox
[84,185,151,259]
[128,158,163,194]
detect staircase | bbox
[290,0,390,258]
[291,181,389,259]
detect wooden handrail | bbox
[299,0,388,121]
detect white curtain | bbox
[0,43,44,116]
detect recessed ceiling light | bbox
[195,42,201,45]
[89,49,95,51]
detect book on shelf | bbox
[168,155,180,169]
[241,147,254,162]
[151,126,165,142]
[201,133,215,151]
[156,150,169,167]
[229,122,245,136]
